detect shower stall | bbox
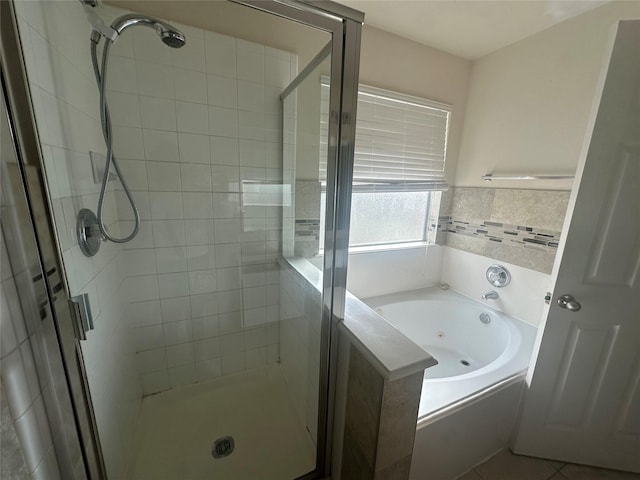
[0,0,362,478]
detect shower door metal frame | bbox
[0,1,107,478]
[2,0,362,477]
[232,1,363,477]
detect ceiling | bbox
[339,0,609,59]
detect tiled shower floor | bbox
[125,366,315,480]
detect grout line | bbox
[545,470,568,479]
[473,467,488,480]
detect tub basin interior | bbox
[365,287,537,417]
[373,298,513,379]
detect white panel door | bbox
[513,20,640,473]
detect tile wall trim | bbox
[438,187,571,274]
[439,216,560,252]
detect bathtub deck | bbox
[364,286,538,419]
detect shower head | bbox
[109,13,185,48]
[160,30,186,48]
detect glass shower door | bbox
[10,0,362,477]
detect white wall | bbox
[455,0,640,190]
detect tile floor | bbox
[458,449,640,480]
[125,365,315,480]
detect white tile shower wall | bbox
[106,17,297,393]
[14,1,141,478]
[0,232,61,480]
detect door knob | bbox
[557,294,581,312]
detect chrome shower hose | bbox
[90,37,140,243]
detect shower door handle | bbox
[69,293,94,340]
[557,294,581,312]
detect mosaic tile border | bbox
[295,219,320,240]
[294,218,320,258]
[433,216,561,252]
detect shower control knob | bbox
[557,294,581,312]
[486,265,511,287]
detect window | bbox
[319,80,451,249]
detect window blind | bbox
[320,78,451,191]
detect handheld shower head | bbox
[109,13,185,48]
[160,30,186,48]
[85,11,186,245]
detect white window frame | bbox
[319,81,451,252]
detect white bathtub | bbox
[365,286,537,419]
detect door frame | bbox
[1,0,363,478]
